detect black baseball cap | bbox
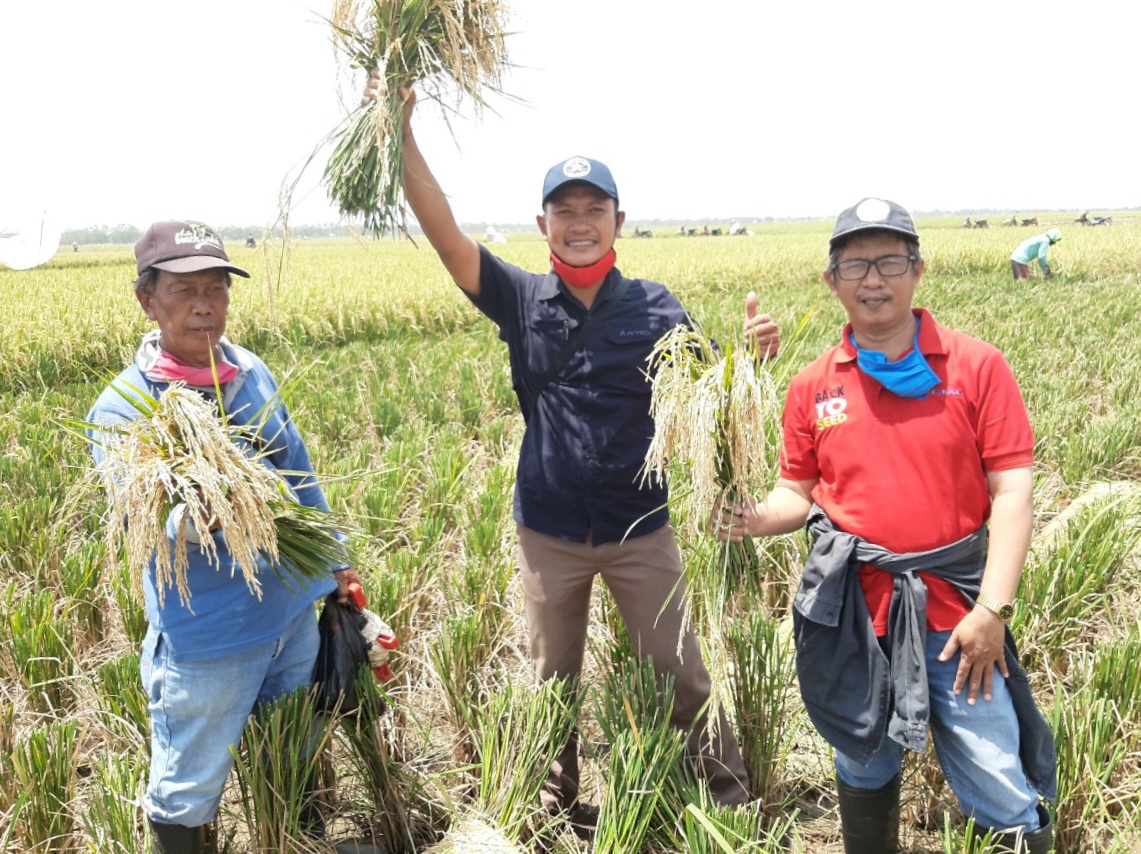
[830,198,918,248]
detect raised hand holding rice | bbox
[324,0,510,237]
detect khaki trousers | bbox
[516,523,750,808]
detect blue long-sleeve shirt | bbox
[88,333,339,661]
[1011,234,1053,270]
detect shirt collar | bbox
[536,265,624,304]
[837,307,946,363]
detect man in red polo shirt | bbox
[719,198,1055,854]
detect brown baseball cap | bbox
[134,220,250,277]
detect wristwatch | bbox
[976,594,1015,622]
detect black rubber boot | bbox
[985,804,1054,854]
[148,819,208,854]
[835,774,901,854]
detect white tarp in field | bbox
[0,210,62,270]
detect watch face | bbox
[998,603,1015,621]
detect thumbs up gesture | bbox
[744,291,780,359]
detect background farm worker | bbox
[1010,228,1061,279]
[87,221,367,854]
[715,198,1056,853]
[367,75,780,829]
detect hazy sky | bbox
[0,0,1135,233]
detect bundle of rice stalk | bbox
[641,324,781,707]
[324,0,511,237]
[642,324,781,556]
[90,383,347,609]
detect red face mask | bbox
[550,248,617,289]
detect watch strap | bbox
[976,594,1014,622]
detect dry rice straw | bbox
[323,0,511,237]
[91,384,338,609]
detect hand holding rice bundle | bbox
[91,383,347,608]
[324,0,511,237]
[84,220,360,843]
[643,324,781,519]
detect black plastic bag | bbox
[313,594,371,717]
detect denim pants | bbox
[834,629,1041,832]
[140,606,320,826]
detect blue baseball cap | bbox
[541,156,619,207]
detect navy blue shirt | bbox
[471,245,692,544]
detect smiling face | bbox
[136,268,231,367]
[823,231,924,347]
[536,184,625,267]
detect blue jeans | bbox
[140,607,320,826]
[834,630,1041,832]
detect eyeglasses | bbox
[832,254,916,281]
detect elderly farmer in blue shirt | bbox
[87,221,366,854]
[370,75,781,826]
[1010,228,1061,279]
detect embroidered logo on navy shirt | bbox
[618,328,653,338]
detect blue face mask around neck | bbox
[850,328,939,398]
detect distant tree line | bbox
[61,223,367,246]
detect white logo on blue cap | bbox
[562,157,592,179]
[855,198,891,223]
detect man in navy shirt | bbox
[377,79,780,822]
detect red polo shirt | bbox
[781,309,1034,634]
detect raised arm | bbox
[363,74,481,295]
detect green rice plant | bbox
[357,462,416,543]
[593,719,689,853]
[592,656,690,852]
[4,589,75,714]
[1049,684,1135,853]
[324,0,510,237]
[111,554,148,645]
[0,494,66,579]
[940,813,1010,854]
[459,678,581,844]
[229,686,337,853]
[461,463,511,563]
[1086,622,1141,720]
[725,611,798,817]
[338,684,443,854]
[93,652,149,748]
[1018,492,1140,672]
[9,718,80,853]
[676,794,801,853]
[0,698,15,831]
[592,586,638,677]
[420,441,473,530]
[361,545,429,666]
[79,750,146,854]
[85,382,350,608]
[430,608,499,764]
[56,541,105,641]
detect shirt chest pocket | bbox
[591,322,662,395]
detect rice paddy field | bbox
[2,213,1140,853]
